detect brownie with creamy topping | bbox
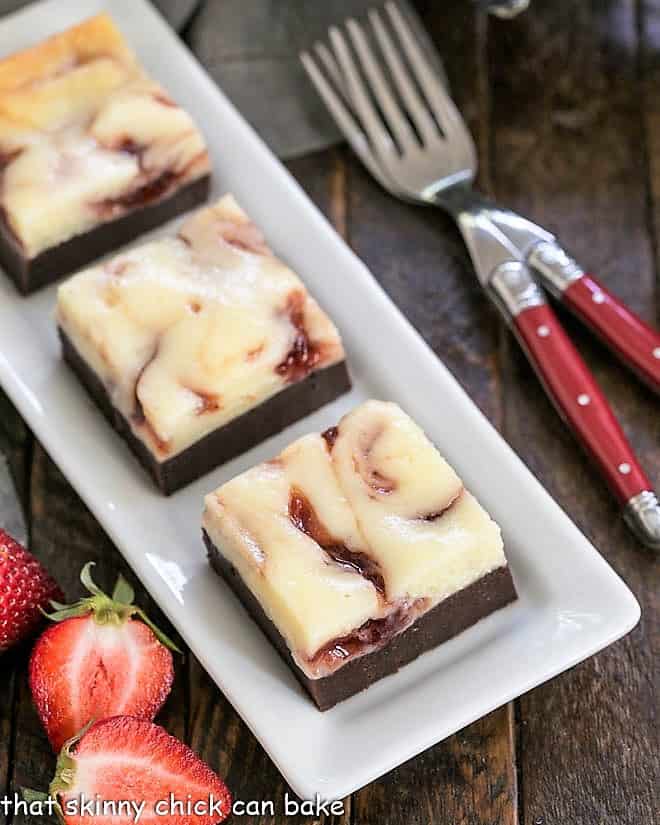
[0,14,211,293]
[56,194,350,493]
[202,400,516,710]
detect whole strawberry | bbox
[26,716,232,825]
[30,562,180,752]
[0,529,63,652]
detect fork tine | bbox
[300,50,396,190]
[368,8,438,144]
[345,18,416,151]
[314,42,349,101]
[384,2,475,153]
[328,26,398,160]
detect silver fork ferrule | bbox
[528,240,584,298]
[487,0,530,19]
[489,261,546,321]
[623,491,660,552]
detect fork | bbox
[301,2,660,550]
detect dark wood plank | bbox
[0,391,31,823]
[488,1,659,823]
[0,646,17,808]
[347,3,518,824]
[642,0,660,309]
[0,392,30,509]
[352,706,517,825]
[8,444,187,825]
[187,658,350,824]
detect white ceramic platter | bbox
[0,0,640,801]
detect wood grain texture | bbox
[188,658,350,824]
[351,708,517,825]
[488,1,659,823]
[641,0,660,314]
[0,392,31,825]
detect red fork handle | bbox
[513,303,652,505]
[562,274,660,394]
[528,241,660,394]
[487,258,659,549]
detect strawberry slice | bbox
[0,529,63,652]
[32,716,231,825]
[29,563,180,752]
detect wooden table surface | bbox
[1,1,658,823]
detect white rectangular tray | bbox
[0,0,640,801]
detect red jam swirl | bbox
[276,291,322,383]
[0,148,21,171]
[217,219,270,255]
[306,597,429,676]
[321,426,339,450]
[288,487,385,594]
[132,342,170,455]
[420,488,464,521]
[354,423,397,495]
[116,137,145,158]
[96,169,179,216]
[189,388,221,415]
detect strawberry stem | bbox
[44,563,182,653]
[47,720,94,823]
[24,722,95,825]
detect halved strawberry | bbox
[30,716,231,825]
[0,529,63,652]
[29,563,180,752]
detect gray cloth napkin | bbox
[183,0,443,159]
[0,0,198,28]
[179,0,526,157]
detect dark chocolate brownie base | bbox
[0,175,210,295]
[204,530,517,710]
[60,330,351,495]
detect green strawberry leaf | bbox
[111,574,135,606]
[42,562,182,654]
[41,602,90,622]
[21,789,50,803]
[79,562,104,596]
[21,788,65,825]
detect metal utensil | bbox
[305,5,660,396]
[475,0,530,18]
[301,2,660,549]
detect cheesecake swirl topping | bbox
[56,195,346,460]
[203,401,507,679]
[0,14,210,258]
